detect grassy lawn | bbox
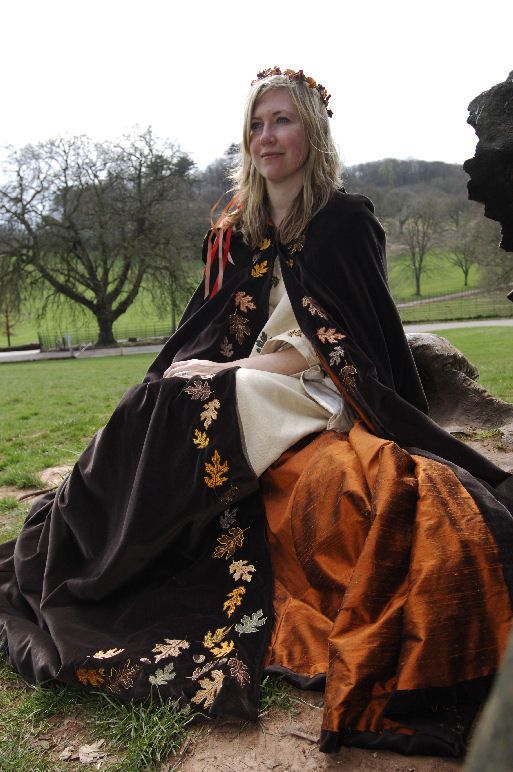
[429,327,513,403]
[0,354,154,488]
[388,251,480,302]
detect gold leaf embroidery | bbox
[229,560,256,582]
[316,327,346,344]
[210,640,235,657]
[204,626,232,650]
[213,526,244,559]
[191,669,225,709]
[228,657,250,687]
[286,258,294,268]
[251,260,269,278]
[76,667,105,687]
[200,398,220,429]
[229,312,251,344]
[259,237,271,251]
[204,449,229,488]
[92,648,125,659]
[152,638,190,663]
[287,329,302,337]
[220,336,234,358]
[234,291,256,312]
[108,660,140,693]
[183,379,212,401]
[223,587,246,617]
[193,429,209,449]
[302,296,328,319]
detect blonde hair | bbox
[227,74,342,248]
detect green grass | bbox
[0,651,194,770]
[0,354,154,488]
[258,675,300,719]
[430,327,513,402]
[388,251,481,302]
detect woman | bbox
[1,68,512,759]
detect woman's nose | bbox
[260,123,276,144]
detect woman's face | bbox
[249,87,307,188]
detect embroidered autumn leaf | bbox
[223,587,246,617]
[76,667,105,687]
[286,258,294,268]
[341,364,358,390]
[259,237,271,250]
[148,662,176,686]
[152,638,190,663]
[255,330,268,353]
[229,560,256,582]
[235,609,267,635]
[139,657,151,664]
[204,449,229,489]
[191,656,228,680]
[108,660,140,693]
[191,669,225,709]
[234,291,256,312]
[213,526,244,559]
[220,484,239,506]
[200,398,220,429]
[316,327,346,344]
[220,506,238,529]
[92,648,125,659]
[251,260,269,278]
[183,379,212,401]
[287,237,304,255]
[329,345,345,366]
[220,336,234,358]
[210,640,235,657]
[228,657,250,687]
[301,296,328,319]
[229,312,251,344]
[287,329,302,337]
[203,625,232,650]
[193,429,209,449]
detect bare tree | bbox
[0,253,24,347]
[0,130,198,345]
[401,195,445,296]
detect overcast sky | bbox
[2,0,512,171]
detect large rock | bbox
[407,332,513,431]
[463,71,513,254]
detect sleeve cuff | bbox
[260,329,320,368]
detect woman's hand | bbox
[163,359,232,379]
[163,347,309,380]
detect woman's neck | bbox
[267,178,304,227]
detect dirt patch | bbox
[180,698,463,771]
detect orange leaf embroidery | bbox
[223,586,246,617]
[204,449,229,488]
[251,260,269,278]
[234,291,256,312]
[76,667,105,687]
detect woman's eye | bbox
[276,116,290,124]
[250,121,263,131]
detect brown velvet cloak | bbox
[1,192,512,757]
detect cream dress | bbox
[235,260,354,476]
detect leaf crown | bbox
[251,67,333,118]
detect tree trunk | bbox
[96,312,117,346]
[5,309,12,348]
[415,271,422,296]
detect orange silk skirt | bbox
[261,423,512,752]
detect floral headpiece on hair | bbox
[252,67,333,118]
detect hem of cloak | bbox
[319,675,491,757]
[263,663,326,691]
